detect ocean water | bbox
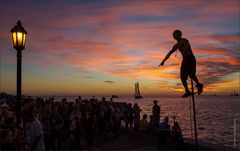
[51,95,240,149]
[118,96,240,149]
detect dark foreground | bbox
[60,128,237,151]
[1,93,238,151]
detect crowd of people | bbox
[0,92,184,150]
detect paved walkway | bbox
[60,129,187,151]
[96,132,158,151]
[60,129,237,151]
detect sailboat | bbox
[134,82,143,99]
[234,91,239,96]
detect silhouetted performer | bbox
[160,30,203,98]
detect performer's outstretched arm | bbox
[159,45,177,66]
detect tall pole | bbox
[191,78,198,150]
[11,20,27,126]
[16,50,22,126]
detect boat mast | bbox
[135,82,142,97]
[137,83,141,96]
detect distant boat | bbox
[112,95,118,98]
[231,92,239,96]
[234,92,239,96]
[134,82,143,99]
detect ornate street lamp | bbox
[11,20,27,125]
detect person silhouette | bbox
[159,30,203,98]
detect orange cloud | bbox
[1,0,239,95]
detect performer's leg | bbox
[181,59,191,98]
[189,55,204,95]
[181,77,191,98]
[181,79,189,92]
[190,75,200,85]
[190,74,203,95]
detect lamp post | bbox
[11,20,27,126]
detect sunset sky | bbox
[0,0,239,96]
